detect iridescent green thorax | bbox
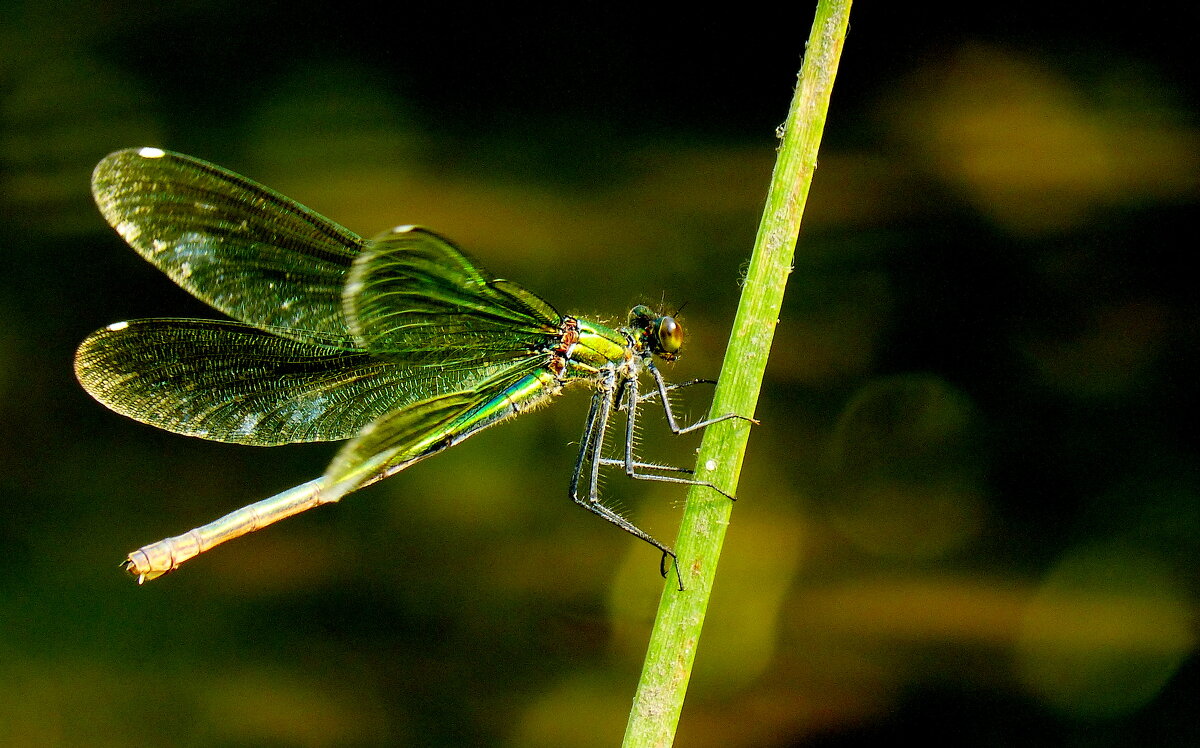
[567,317,632,370]
[552,306,685,383]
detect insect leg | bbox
[644,361,758,435]
[637,378,717,402]
[598,373,738,500]
[568,369,682,588]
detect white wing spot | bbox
[106,321,130,331]
[115,220,141,242]
[138,147,166,158]
[236,414,261,437]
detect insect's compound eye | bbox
[628,305,653,328]
[655,316,683,356]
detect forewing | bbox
[74,318,471,445]
[320,391,481,501]
[92,148,363,342]
[345,226,562,369]
[321,360,546,500]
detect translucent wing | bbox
[320,392,482,500]
[345,226,562,369]
[74,318,499,445]
[85,151,568,450]
[92,147,362,343]
[322,360,548,499]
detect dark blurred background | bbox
[2,2,1197,746]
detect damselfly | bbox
[75,147,749,585]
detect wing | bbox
[74,318,500,445]
[92,147,362,343]
[346,226,563,370]
[86,150,569,449]
[321,360,549,500]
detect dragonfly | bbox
[76,147,750,586]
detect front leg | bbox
[601,370,739,502]
[644,361,758,435]
[568,368,682,587]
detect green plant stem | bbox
[621,1,853,745]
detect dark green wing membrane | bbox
[322,360,548,499]
[322,391,483,499]
[74,319,500,445]
[92,148,363,343]
[82,148,567,460]
[346,226,562,368]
